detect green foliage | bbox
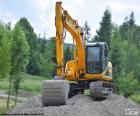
[64,45,73,65]
[109,12,140,98]
[11,24,29,75]
[65,45,70,60]
[125,44,140,78]
[109,27,124,79]
[17,17,39,51]
[27,53,42,75]
[20,80,41,92]
[0,74,47,92]
[22,73,47,81]
[94,8,112,47]
[40,38,55,78]
[17,17,41,75]
[9,24,29,105]
[129,93,140,104]
[118,12,140,81]
[116,72,139,97]
[0,23,11,79]
[84,89,90,96]
[0,80,9,90]
[12,17,57,78]
[119,12,140,50]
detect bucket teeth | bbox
[42,80,70,106]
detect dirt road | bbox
[9,94,140,116]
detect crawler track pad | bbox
[42,80,70,106]
[90,81,115,98]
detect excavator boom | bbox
[55,2,85,78]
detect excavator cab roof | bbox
[85,41,107,47]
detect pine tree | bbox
[109,27,124,79]
[94,8,112,48]
[116,72,139,97]
[128,12,135,28]
[40,38,55,78]
[65,46,70,61]
[83,21,91,41]
[119,11,135,42]
[17,17,41,75]
[119,12,140,80]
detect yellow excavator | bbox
[42,2,116,106]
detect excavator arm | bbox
[55,2,85,78]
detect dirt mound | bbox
[9,94,140,116]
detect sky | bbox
[0,0,140,43]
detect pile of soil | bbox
[9,94,140,116]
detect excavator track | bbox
[42,80,70,106]
[90,81,116,98]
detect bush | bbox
[116,72,140,97]
[129,93,140,104]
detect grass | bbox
[0,74,47,114]
[0,97,14,116]
[20,80,41,92]
[0,81,9,90]
[128,93,140,104]
[0,74,48,92]
[84,89,90,96]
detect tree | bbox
[82,21,91,41]
[94,8,112,48]
[119,12,135,42]
[39,38,47,53]
[129,12,135,28]
[40,38,55,78]
[17,17,41,75]
[49,37,56,65]
[109,26,126,80]
[0,23,11,80]
[110,29,121,77]
[118,12,140,83]
[132,25,140,49]
[0,23,12,108]
[64,45,71,65]
[116,72,139,97]
[8,24,29,105]
[125,43,140,79]
[5,22,11,31]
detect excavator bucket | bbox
[42,80,70,106]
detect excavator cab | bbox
[86,42,108,74]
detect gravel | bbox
[9,94,140,116]
[10,90,37,98]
